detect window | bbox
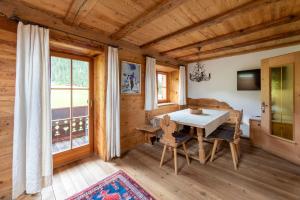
[51,55,91,154]
[157,72,168,102]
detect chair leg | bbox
[182,143,190,165]
[174,148,178,175]
[235,143,240,159]
[229,143,238,170]
[160,144,167,167]
[210,140,219,162]
[234,145,238,163]
[216,140,223,153]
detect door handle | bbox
[261,102,268,113]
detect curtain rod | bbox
[7,14,118,48]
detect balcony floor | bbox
[52,136,89,154]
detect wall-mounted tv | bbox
[237,69,261,90]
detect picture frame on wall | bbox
[121,61,141,94]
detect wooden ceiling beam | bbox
[110,0,187,40]
[186,40,300,63]
[141,0,281,49]
[0,0,184,66]
[161,14,300,55]
[64,0,98,26]
[178,29,300,60]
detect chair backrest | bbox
[160,115,177,145]
[233,110,243,142]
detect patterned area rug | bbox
[67,170,155,200]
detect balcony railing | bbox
[51,106,89,153]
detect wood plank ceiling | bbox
[1,0,300,64]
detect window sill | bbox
[158,102,177,107]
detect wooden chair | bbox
[159,115,191,175]
[208,110,243,170]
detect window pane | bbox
[158,86,163,100]
[72,89,89,148]
[157,73,167,101]
[52,119,71,154]
[51,89,71,154]
[51,90,71,110]
[72,90,89,117]
[71,117,89,148]
[158,74,167,87]
[72,60,89,89]
[51,57,71,88]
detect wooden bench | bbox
[136,125,161,145]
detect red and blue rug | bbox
[67,170,155,200]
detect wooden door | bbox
[261,53,296,141]
[51,52,94,168]
[258,51,300,165]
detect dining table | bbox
[154,108,230,164]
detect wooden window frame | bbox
[156,71,169,103]
[51,51,94,168]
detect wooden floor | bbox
[19,139,300,200]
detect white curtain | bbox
[145,57,157,111]
[106,46,120,160]
[13,22,52,199]
[178,66,186,105]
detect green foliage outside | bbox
[51,57,89,88]
[51,57,89,108]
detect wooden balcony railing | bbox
[51,106,88,144]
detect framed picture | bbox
[121,61,141,94]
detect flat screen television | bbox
[237,69,261,90]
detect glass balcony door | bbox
[50,53,93,166]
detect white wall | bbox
[188,44,300,137]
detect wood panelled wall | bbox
[0,23,16,200]
[93,51,107,160]
[119,50,180,152]
[119,50,147,152]
[0,19,181,199]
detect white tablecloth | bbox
[154,109,230,136]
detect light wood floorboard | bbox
[19,139,300,200]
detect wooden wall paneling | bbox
[145,104,181,124]
[93,49,107,161]
[0,24,16,200]
[50,30,104,57]
[119,49,146,152]
[119,50,182,152]
[187,98,233,110]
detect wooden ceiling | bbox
[0,0,300,64]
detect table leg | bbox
[197,128,206,164]
[144,131,148,143]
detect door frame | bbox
[51,52,94,168]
